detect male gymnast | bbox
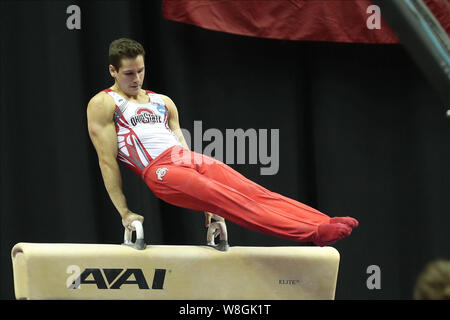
[87,38,359,247]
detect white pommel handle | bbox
[123,220,146,250]
[207,222,227,244]
[207,221,229,251]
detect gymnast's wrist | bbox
[119,209,132,219]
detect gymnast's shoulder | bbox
[86,90,115,114]
[154,93,177,110]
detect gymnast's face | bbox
[110,54,145,97]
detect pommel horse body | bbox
[11,221,340,300]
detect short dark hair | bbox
[109,38,145,71]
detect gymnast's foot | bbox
[314,223,352,247]
[329,216,359,229]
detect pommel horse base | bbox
[11,243,340,300]
[12,221,340,300]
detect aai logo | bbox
[66,266,167,290]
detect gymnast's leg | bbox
[144,147,357,245]
[144,164,321,242]
[190,152,358,245]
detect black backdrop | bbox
[1,0,449,300]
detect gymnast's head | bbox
[108,38,146,96]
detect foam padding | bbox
[11,243,340,300]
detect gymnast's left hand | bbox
[122,212,144,231]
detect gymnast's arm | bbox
[159,94,225,228]
[86,92,144,230]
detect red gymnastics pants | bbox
[141,146,337,244]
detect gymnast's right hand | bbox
[122,212,144,231]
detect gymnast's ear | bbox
[109,64,118,78]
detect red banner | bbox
[162,0,449,44]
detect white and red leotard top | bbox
[103,88,182,175]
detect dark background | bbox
[1,0,449,300]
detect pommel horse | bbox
[11,221,340,300]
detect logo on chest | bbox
[130,108,162,126]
